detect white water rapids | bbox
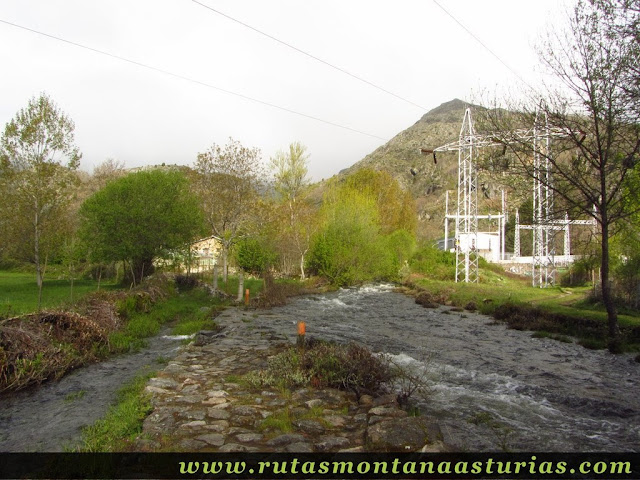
[254,284,640,451]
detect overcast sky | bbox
[0,0,571,181]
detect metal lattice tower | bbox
[423,105,574,285]
[455,109,480,283]
[426,108,481,282]
[532,110,556,287]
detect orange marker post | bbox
[297,321,306,347]
[245,288,250,306]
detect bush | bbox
[560,259,594,287]
[175,274,199,291]
[235,237,278,276]
[244,340,393,397]
[409,244,456,280]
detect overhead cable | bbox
[0,18,388,141]
[191,0,428,110]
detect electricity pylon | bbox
[422,106,574,285]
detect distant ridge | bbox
[337,99,477,238]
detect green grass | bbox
[258,408,294,434]
[0,270,118,317]
[411,274,640,325]
[199,273,264,299]
[109,286,228,353]
[79,371,156,452]
[409,271,640,350]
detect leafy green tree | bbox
[306,172,417,286]
[79,169,204,285]
[334,169,417,235]
[269,142,317,279]
[235,236,278,276]
[194,138,264,283]
[0,93,81,309]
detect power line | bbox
[431,0,535,91]
[0,18,388,142]
[191,0,428,111]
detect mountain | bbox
[339,99,479,239]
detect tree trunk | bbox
[34,207,43,312]
[222,245,229,284]
[600,221,621,351]
[125,257,155,286]
[299,253,306,281]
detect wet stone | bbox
[178,438,206,450]
[266,434,306,447]
[236,433,263,443]
[205,420,230,432]
[232,406,258,416]
[294,419,326,435]
[366,417,431,452]
[232,415,257,427]
[180,420,206,428]
[218,443,254,453]
[207,408,231,420]
[314,436,350,451]
[286,442,314,452]
[196,433,225,447]
[180,410,206,421]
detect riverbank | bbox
[134,306,447,453]
[132,284,640,452]
[401,275,640,354]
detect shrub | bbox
[235,237,278,276]
[409,244,456,280]
[244,341,393,398]
[175,274,198,291]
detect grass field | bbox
[0,270,118,318]
[409,266,640,352]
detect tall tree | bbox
[485,0,640,350]
[0,93,81,309]
[79,169,204,285]
[269,142,315,279]
[194,138,264,283]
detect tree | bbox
[194,138,264,283]
[339,169,417,235]
[306,170,417,286]
[0,93,81,310]
[484,0,640,350]
[235,236,278,276]
[269,142,316,279]
[79,169,204,285]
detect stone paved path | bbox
[135,307,445,452]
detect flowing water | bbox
[254,285,640,451]
[0,329,185,451]
[1,285,638,451]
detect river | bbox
[0,329,186,451]
[253,284,640,451]
[1,285,638,451]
